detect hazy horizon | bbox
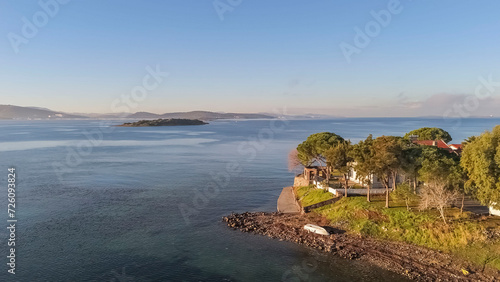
[2,103,500,119]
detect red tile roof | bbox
[412,139,465,155]
[413,140,450,150]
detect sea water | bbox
[0,118,498,281]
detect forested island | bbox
[117,118,208,127]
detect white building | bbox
[348,163,405,189]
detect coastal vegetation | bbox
[295,185,335,206]
[370,135,404,208]
[404,127,453,143]
[291,125,500,271]
[292,127,476,217]
[303,195,500,271]
[117,118,207,127]
[350,134,375,201]
[296,132,344,182]
[325,140,353,198]
[461,125,500,209]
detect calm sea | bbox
[0,118,498,281]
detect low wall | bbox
[332,188,388,196]
[303,197,341,213]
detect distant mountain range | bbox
[0,105,86,119]
[0,105,275,120]
[128,111,274,120]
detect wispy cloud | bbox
[287,92,499,117]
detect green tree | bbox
[325,140,353,197]
[461,125,500,209]
[297,132,344,181]
[372,136,404,208]
[418,146,462,223]
[401,145,423,194]
[351,135,375,202]
[404,127,452,143]
[392,183,418,211]
[463,135,477,145]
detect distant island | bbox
[117,118,208,127]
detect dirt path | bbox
[223,212,499,281]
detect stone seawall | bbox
[293,174,310,187]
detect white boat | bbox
[303,224,329,236]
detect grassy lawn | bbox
[295,185,335,207]
[300,193,500,271]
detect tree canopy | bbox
[418,146,463,223]
[325,140,353,197]
[401,145,423,193]
[461,125,500,208]
[371,136,404,208]
[296,132,344,167]
[351,134,375,201]
[404,127,452,143]
[418,146,462,188]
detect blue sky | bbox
[1,0,500,117]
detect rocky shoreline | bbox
[223,212,499,281]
